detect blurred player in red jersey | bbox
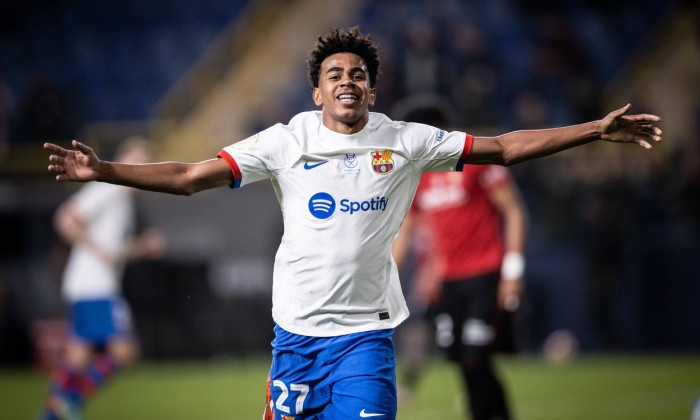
[394,101,527,420]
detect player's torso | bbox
[414,167,484,211]
[222,111,464,335]
[415,167,504,279]
[63,183,135,300]
[271,120,420,287]
[278,134,415,230]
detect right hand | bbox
[599,103,662,150]
[45,140,101,182]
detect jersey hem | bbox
[272,313,408,338]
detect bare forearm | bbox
[489,182,528,253]
[469,121,601,166]
[54,207,88,245]
[54,207,115,261]
[504,121,600,164]
[503,206,527,253]
[97,161,199,195]
[392,213,415,268]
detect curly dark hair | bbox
[307,26,380,88]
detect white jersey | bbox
[218,111,471,337]
[61,182,135,302]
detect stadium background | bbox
[0,0,698,371]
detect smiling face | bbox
[312,52,377,134]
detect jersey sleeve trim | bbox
[456,133,474,172]
[216,150,242,188]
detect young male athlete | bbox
[44,27,662,420]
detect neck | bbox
[322,112,369,135]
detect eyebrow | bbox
[325,66,367,74]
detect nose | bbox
[340,73,356,87]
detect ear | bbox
[368,88,377,106]
[312,87,323,106]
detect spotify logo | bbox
[308,192,336,219]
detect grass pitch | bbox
[2,354,698,419]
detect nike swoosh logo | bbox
[304,160,329,170]
[360,409,386,418]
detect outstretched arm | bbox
[466,104,663,166]
[45,140,234,195]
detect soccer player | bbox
[398,157,528,420]
[44,27,661,420]
[392,102,527,419]
[40,137,166,420]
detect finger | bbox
[637,123,663,137]
[49,155,64,164]
[610,103,632,119]
[641,130,663,143]
[638,127,663,142]
[628,113,661,122]
[72,140,92,154]
[636,127,656,138]
[48,164,65,173]
[635,138,653,150]
[43,142,67,155]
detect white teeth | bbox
[339,94,357,100]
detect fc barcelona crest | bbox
[371,150,395,175]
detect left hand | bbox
[599,104,663,149]
[498,278,522,312]
[130,228,167,260]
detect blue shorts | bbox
[70,297,133,345]
[269,325,397,420]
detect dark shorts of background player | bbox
[428,272,515,362]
